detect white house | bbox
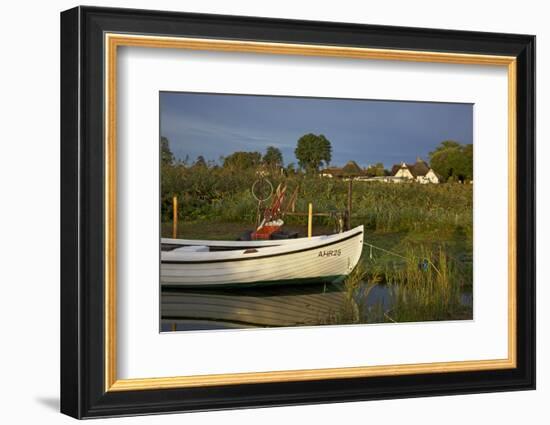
[417,169,441,184]
[390,159,441,184]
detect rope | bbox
[363,242,442,277]
[363,242,408,260]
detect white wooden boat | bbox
[161,225,364,288]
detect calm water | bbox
[160,282,472,332]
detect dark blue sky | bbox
[160,92,472,168]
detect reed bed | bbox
[382,246,467,322]
[162,167,472,241]
[320,244,470,325]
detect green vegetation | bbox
[381,246,469,322]
[160,134,473,324]
[223,151,262,170]
[294,133,332,172]
[429,140,473,182]
[161,136,174,166]
[320,264,385,325]
[365,162,388,177]
[263,146,284,169]
[162,166,472,239]
[320,243,471,325]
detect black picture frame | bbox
[60,5,535,419]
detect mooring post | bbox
[347,179,353,230]
[172,195,178,239]
[308,203,313,238]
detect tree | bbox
[160,136,174,166]
[365,162,387,177]
[294,133,332,173]
[429,140,473,182]
[263,146,284,169]
[462,143,473,180]
[223,151,262,170]
[286,162,297,175]
[193,155,207,168]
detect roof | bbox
[342,160,362,175]
[390,164,402,176]
[321,161,365,177]
[321,166,345,177]
[391,159,431,177]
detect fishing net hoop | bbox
[251,178,273,202]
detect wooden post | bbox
[347,179,353,230]
[308,203,313,238]
[172,196,178,239]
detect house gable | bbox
[391,159,439,183]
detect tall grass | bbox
[320,245,469,325]
[383,246,466,322]
[319,264,386,325]
[162,165,472,242]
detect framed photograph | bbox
[60,6,535,419]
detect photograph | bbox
[57,4,536,419]
[159,92,474,331]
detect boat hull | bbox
[161,226,364,288]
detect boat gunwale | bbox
[161,226,362,248]
[161,228,363,265]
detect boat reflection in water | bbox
[160,281,393,332]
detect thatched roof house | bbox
[391,158,441,184]
[321,161,364,178]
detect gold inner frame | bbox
[104,33,517,392]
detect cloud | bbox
[160,92,473,167]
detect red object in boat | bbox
[251,182,287,240]
[251,223,283,240]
